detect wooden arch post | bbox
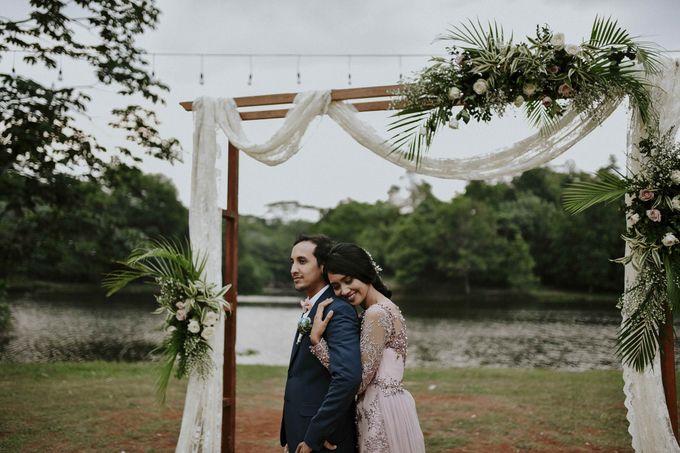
[181,84,678,450]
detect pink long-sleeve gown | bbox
[311,300,425,453]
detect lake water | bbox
[1,291,671,370]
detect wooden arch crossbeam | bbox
[180,84,402,453]
[180,84,401,118]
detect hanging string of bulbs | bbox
[7,50,680,86]
[3,50,438,86]
[170,52,436,86]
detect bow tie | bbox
[300,297,311,313]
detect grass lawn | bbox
[0,362,635,452]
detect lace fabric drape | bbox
[176,97,225,453]
[182,61,680,452]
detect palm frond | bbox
[524,100,560,135]
[562,172,628,215]
[616,312,660,372]
[103,237,198,296]
[588,16,631,47]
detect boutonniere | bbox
[296,317,312,344]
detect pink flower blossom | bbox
[455,54,465,65]
[639,189,655,201]
[542,96,552,107]
[176,309,187,321]
[547,65,560,74]
[175,301,185,310]
[558,83,573,98]
[646,209,662,222]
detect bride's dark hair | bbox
[323,243,392,298]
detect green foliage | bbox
[391,17,660,161]
[0,165,188,282]
[1,1,181,267]
[104,239,231,402]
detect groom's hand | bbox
[323,440,337,450]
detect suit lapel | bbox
[289,286,334,366]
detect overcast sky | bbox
[4,0,680,218]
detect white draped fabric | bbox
[623,60,680,453]
[182,61,680,452]
[177,97,225,453]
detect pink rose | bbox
[646,209,662,222]
[639,189,655,201]
[175,301,185,310]
[542,96,552,107]
[558,83,573,98]
[455,54,465,65]
[176,309,187,321]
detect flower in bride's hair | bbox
[188,319,201,334]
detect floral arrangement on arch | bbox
[563,128,680,371]
[390,17,660,161]
[103,239,231,401]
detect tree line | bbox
[1,162,625,295]
[238,163,625,295]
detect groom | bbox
[281,234,361,453]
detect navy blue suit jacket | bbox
[280,286,361,452]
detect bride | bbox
[309,242,425,453]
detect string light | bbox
[151,53,155,77]
[347,55,352,86]
[199,54,204,85]
[398,55,403,81]
[57,55,63,82]
[247,56,253,86]
[11,51,16,75]
[296,55,301,85]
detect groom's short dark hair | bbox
[294,234,334,267]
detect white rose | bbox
[448,118,459,129]
[188,319,200,334]
[472,78,488,95]
[565,44,580,56]
[662,232,679,247]
[627,212,640,226]
[671,170,680,185]
[447,87,463,100]
[202,311,219,327]
[513,95,525,107]
[672,196,680,210]
[523,83,537,96]
[551,33,565,49]
[419,125,428,136]
[201,326,215,340]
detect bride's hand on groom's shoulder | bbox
[310,298,334,346]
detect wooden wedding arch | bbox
[181,84,678,453]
